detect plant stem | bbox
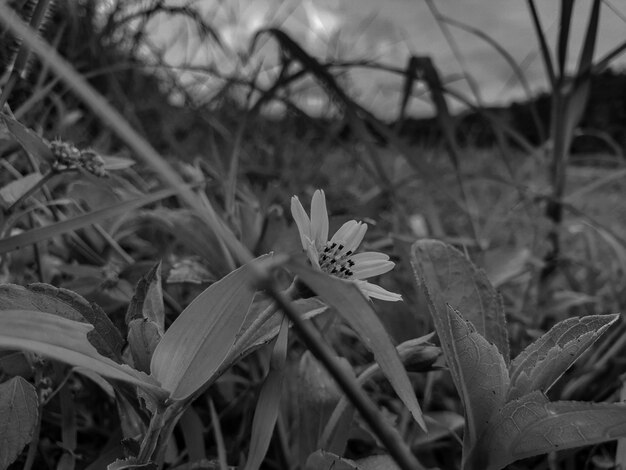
[137,406,166,464]
[256,277,426,470]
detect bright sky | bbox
[145,0,626,118]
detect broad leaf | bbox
[150,256,266,401]
[0,310,165,401]
[422,290,508,453]
[287,260,427,431]
[0,283,123,361]
[0,376,38,469]
[469,391,626,470]
[508,314,619,400]
[412,249,509,452]
[412,239,510,363]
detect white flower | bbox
[290,189,402,302]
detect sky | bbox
[144,0,626,118]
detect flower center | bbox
[319,242,355,279]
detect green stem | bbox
[137,406,167,464]
[256,278,425,470]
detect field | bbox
[1,2,626,470]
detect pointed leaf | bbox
[151,256,267,401]
[438,305,509,453]
[0,376,38,469]
[304,451,360,470]
[126,261,165,331]
[0,310,165,400]
[287,260,426,431]
[411,239,509,363]
[0,187,182,254]
[508,314,619,400]
[127,319,162,374]
[0,172,44,209]
[296,351,352,466]
[411,247,509,450]
[243,315,289,470]
[1,114,54,163]
[0,283,124,361]
[470,391,626,470]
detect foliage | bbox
[0,1,625,469]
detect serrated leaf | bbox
[286,260,427,431]
[411,247,509,453]
[411,240,510,363]
[126,262,165,331]
[0,310,166,401]
[151,256,266,401]
[0,283,124,361]
[508,314,619,400]
[1,114,54,163]
[0,376,38,470]
[470,391,626,470]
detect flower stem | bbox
[256,277,426,470]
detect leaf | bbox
[0,283,124,361]
[0,376,38,470]
[1,114,54,163]
[296,351,351,466]
[411,239,510,363]
[286,260,427,431]
[127,319,162,374]
[422,301,508,454]
[355,455,402,470]
[150,256,266,401]
[126,261,165,331]
[0,187,183,254]
[0,310,166,401]
[179,407,207,461]
[0,172,44,209]
[411,247,509,452]
[243,315,289,470]
[469,391,626,470]
[508,314,619,400]
[304,451,360,470]
[107,458,157,470]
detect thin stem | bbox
[137,406,166,464]
[256,277,425,470]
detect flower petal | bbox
[350,252,390,263]
[304,238,321,269]
[355,280,403,302]
[291,196,311,250]
[344,222,368,253]
[351,260,395,280]
[310,190,329,250]
[331,220,358,245]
